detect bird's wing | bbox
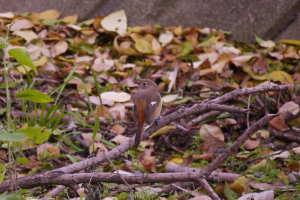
[145,93,161,124]
[133,103,138,125]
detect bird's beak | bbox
[134,81,139,84]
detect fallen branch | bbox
[0,114,278,198]
[0,84,289,195]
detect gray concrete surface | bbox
[1,0,300,43]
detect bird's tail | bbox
[135,122,145,147]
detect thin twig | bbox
[247,94,251,129]
[97,146,134,200]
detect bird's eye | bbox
[142,82,147,86]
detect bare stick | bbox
[187,111,222,128]
[39,185,66,200]
[97,146,133,199]
[199,114,279,177]
[247,94,251,128]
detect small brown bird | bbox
[133,79,162,147]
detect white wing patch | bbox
[151,101,157,106]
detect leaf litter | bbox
[0,9,299,200]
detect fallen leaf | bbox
[252,57,268,74]
[251,130,270,139]
[89,142,108,156]
[37,143,53,157]
[270,71,294,84]
[200,124,224,142]
[279,101,299,115]
[101,91,131,102]
[10,19,34,31]
[268,117,288,131]
[109,103,126,120]
[168,157,183,165]
[260,40,276,48]
[111,135,129,144]
[111,124,125,135]
[159,33,173,44]
[62,14,78,24]
[51,40,68,57]
[142,156,156,172]
[244,139,261,150]
[192,153,215,162]
[114,36,140,55]
[82,133,102,144]
[150,124,177,138]
[13,30,38,43]
[0,12,14,18]
[47,146,60,156]
[271,150,291,160]
[135,39,153,53]
[38,10,61,20]
[77,83,92,93]
[237,190,274,200]
[101,10,127,36]
[161,94,179,103]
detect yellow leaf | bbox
[251,130,270,139]
[47,146,60,156]
[169,157,183,165]
[270,71,294,83]
[134,39,153,53]
[150,124,177,138]
[243,65,271,81]
[114,36,140,56]
[279,39,300,46]
[77,83,93,93]
[33,56,48,67]
[39,10,61,20]
[16,65,33,74]
[278,172,289,185]
[173,26,182,36]
[12,30,38,43]
[62,14,78,24]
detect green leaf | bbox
[0,81,15,89]
[255,35,265,45]
[8,48,36,72]
[15,89,54,103]
[17,157,30,165]
[0,80,22,89]
[181,42,194,56]
[0,194,19,200]
[0,130,26,142]
[80,44,95,55]
[224,182,239,200]
[0,164,6,184]
[0,43,5,49]
[100,138,118,148]
[0,108,6,115]
[17,126,52,144]
[198,36,213,47]
[66,154,78,164]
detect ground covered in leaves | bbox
[0,9,300,200]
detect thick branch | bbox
[0,84,288,193]
[200,114,279,177]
